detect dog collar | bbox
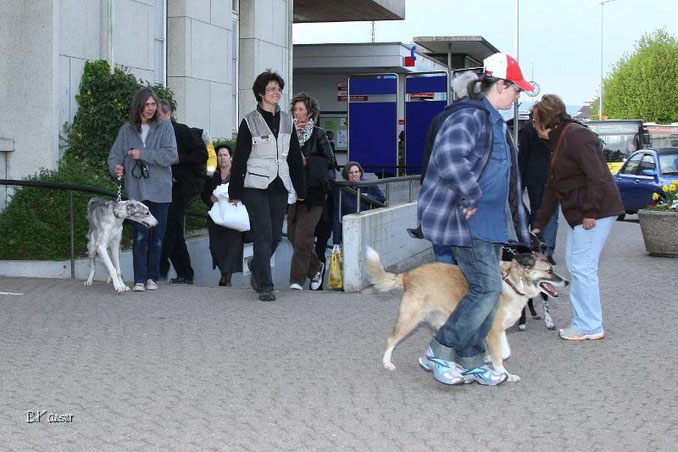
[502,274,526,297]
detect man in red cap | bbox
[417,53,534,387]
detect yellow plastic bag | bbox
[328,245,343,290]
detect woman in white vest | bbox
[229,70,307,302]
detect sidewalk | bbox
[0,218,676,450]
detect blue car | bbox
[614,147,678,219]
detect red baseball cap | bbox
[483,53,534,92]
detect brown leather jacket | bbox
[535,120,624,229]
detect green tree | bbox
[598,28,678,123]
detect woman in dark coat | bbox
[532,94,624,341]
[201,144,244,286]
[287,92,336,291]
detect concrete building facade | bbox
[0,0,404,199]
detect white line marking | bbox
[0,292,23,296]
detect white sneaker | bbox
[132,283,145,292]
[145,279,158,290]
[290,283,303,290]
[310,262,325,290]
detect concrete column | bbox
[167,0,235,138]
[238,0,292,119]
[0,0,60,182]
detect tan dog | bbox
[366,247,568,382]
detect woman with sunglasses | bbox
[108,87,178,292]
[417,53,533,387]
[228,70,307,302]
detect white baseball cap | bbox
[483,53,534,92]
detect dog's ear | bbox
[126,203,138,216]
[113,202,127,219]
[514,253,536,267]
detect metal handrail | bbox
[0,179,209,278]
[332,174,420,221]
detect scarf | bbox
[296,118,314,147]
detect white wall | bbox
[239,0,293,121]
[168,0,239,139]
[0,0,61,186]
[342,203,433,292]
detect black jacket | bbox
[301,126,336,207]
[170,120,207,197]
[518,121,551,189]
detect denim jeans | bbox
[132,201,170,285]
[430,238,502,369]
[432,244,457,265]
[564,216,615,334]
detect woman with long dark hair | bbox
[107,87,177,292]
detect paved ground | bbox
[1,216,677,450]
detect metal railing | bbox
[332,174,420,221]
[0,179,209,279]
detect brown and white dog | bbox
[366,247,568,382]
[84,198,158,293]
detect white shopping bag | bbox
[208,183,251,232]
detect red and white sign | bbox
[336,82,368,102]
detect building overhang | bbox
[413,36,500,68]
[294,0,405,23]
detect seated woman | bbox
[201,144,244,286]
[332,161,386,245]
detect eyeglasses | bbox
[505,81,523,94]
[265,87,282,93]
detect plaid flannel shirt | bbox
[418,98,529,247]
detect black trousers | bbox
[241,188,288,292]
[160,186,195,279]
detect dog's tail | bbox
[366,246,404,292]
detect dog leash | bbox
[116,176,123,202]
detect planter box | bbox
[638,209,678,257]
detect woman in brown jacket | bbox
[532,94,624,341]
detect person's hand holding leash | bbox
[462,207,477,220]
[114,164,124,177]
[582,218,596,230]
[127,149,141,160]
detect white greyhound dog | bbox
[84,198,158,293]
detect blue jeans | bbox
[430,238,502,369]
[432,244,456,264]
[132,201,170,285]
[564,216,615,334]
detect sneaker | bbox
[132,283,145,292]
[461,365,508,386]
[145,279,158,290]
[310,262,325,291]
[290,283,303,290]
[418,347,466,386]
[169,276,193,285]
[559,327,605,341]
[259,290,276,302]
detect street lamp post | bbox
[600,0,616,120]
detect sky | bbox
[293,0,677,109]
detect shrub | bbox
[0,61,177,260]
[0,158,119,260]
